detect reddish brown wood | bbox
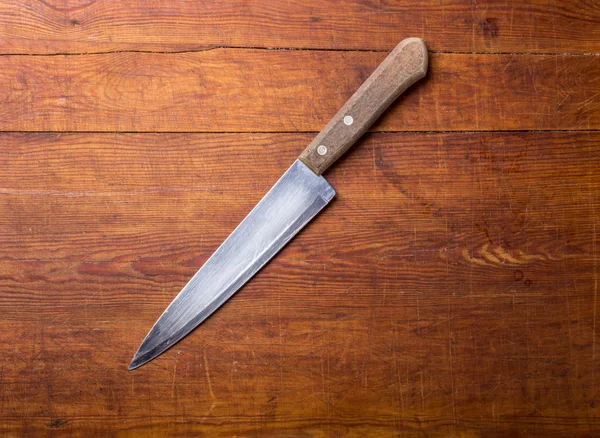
[0,0,598,54]
[0,51,598,132]
[1,1,599,434]
[0,131,599,435]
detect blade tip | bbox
[128,355,144,371]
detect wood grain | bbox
[0,50,598,132]
[0,0,599,55]
[2,0,599,435]
[300,38,428,174]
[1,131,599,435]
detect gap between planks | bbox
[0,47,598,57]
[0,130,599,135]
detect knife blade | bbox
[129,37,428,370]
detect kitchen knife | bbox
[129,37,428,370]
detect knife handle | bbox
[299,37,428,175]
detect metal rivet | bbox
[317,145,328,156]
[343,115,354,125]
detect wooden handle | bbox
[299,38,428,175]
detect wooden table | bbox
[1,1,599,436]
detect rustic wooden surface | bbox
[0,1,599,437]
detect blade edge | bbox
[130,160,335,368]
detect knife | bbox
[129,37,428,370]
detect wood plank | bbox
[0,51,598,132]
[1,131,598,436]
[0,0,599,55]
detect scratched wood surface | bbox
[1,51,598,132]
[0,1,599,437]
[1,0,600,54]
